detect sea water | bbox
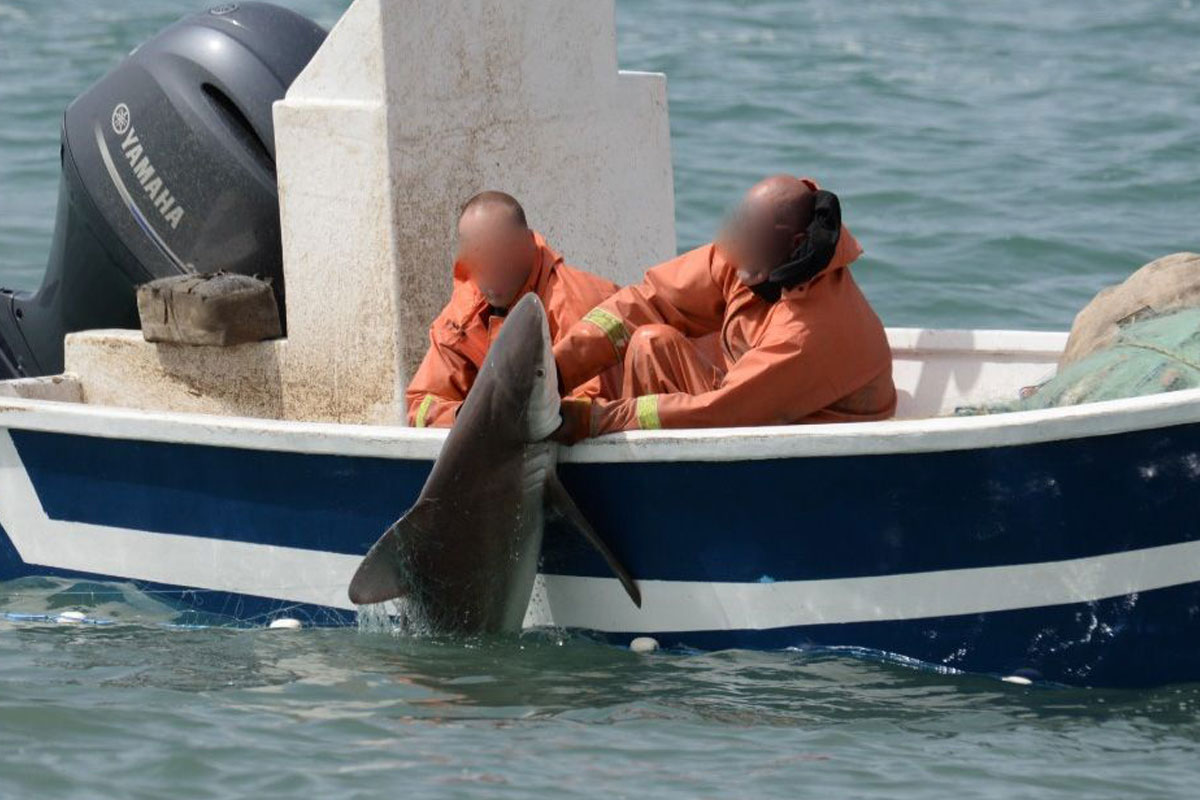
[2,1,1199,797]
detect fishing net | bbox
[962,308,1200,414]
[1060,252,1200,366]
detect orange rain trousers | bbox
[406,231,621,427]
[553,194,897,435]
[622,325,724,397]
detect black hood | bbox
[749,190,843,303]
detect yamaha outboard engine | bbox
[0,3,326,378]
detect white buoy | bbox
[268,618,302,630]
[629,636,659,654]
[56,611,87,624]
[1002,675,1033,686]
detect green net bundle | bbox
[961,308,1200,415]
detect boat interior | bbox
[0,326,1067,424]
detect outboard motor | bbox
[0,3,326,378]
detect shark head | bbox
[486,292,561,442]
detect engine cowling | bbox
[0,2,326,377]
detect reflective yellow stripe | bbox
[583,307,630,356]
[414,395,435,428]
[636,395,661,430]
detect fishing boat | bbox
[2,0,1197,688]
[7,327,1200,687]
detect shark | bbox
[348,293,640,633]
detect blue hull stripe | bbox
[12,423,1200,583]
[1,519,1193,687]
[601,580,1200,688]
[10,430,422,558]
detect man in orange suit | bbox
[406,191,621,427]
[552,175,896,440]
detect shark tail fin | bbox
[546,472,642,608]
[348,507,431,605]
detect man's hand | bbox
[552,343,570,396]
[549,397,593,445]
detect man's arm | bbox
[405,331,478,427]
[553,245,728,392]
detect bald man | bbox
[552,175,896,441]
[406,191,621,427]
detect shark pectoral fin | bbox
[348,506,431,605]
[545,472,642,608]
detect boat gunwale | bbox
[1,382,1198,463]
[0,325,1188,463]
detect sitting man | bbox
[552,174,896,441]
[407,191,620,427]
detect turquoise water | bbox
[2,1,1200,797]
[3,578,1200,799]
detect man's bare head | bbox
[459,190,528,231]
[743,175,816,234]
[457,191,537,310]
[720,175,816,287]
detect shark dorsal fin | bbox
[348,501,438,605]
[545,472,642,608]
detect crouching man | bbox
[407,191,621,427]
[552,175,896,441]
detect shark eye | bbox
[535,368,546,378]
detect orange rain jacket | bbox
[406,232,620,427]
[553,219,897,435]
